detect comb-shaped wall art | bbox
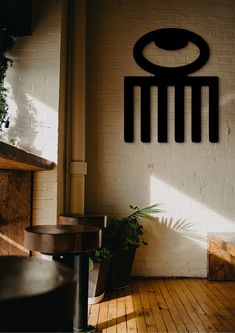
[124,28,219,143]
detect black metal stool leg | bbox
[74,253,96,333]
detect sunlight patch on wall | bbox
[150,175,235,235]
[25,93,58,162]
[2,85,58,163]
[131,175,235,277]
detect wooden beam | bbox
[0,141,54,171]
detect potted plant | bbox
[103,203,162,290]
[88,203,162,296]
[59,205,162,303]
[88,247,112,304]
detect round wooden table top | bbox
[0,256,74,301]
[24,224,102,254]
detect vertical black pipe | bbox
[191,85,201,142]
[175,83,185,142]
[141,84,151,142]
[158,84,168,142]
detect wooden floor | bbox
[88,279,235,333]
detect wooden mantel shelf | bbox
[0,141,54,171]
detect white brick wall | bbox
[85,0,235,276]
[0,0,62,225]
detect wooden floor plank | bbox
[170,279,208,332]
[88,278,235,333]
[212,281,235,318]
[213,281,235,303]
[131,280,148,333]
[158,280,188,332]
[96,296,109,333]
[107,293,117,333]
[166,280,199,332]
[178,280,217,332]
[153,280,178,332]
[138,281,159,332]
[199,279,235,331]
[88,301,100,329]
[187,279,228,332]
[116,289,128,333]
[143,280,167,332]
[126,283,138,333]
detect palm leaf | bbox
[128,203,162,219]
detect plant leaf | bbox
[89,258,94,271]
[129,204,139,211]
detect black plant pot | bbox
[106,246,137,290]
[88,255,112,304]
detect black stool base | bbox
[54,254,93,332]
[74,325,96,333]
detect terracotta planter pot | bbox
[106,246,137,290]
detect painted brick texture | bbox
[0,0,62,225]
[85,0,235,276]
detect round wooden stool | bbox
[59,214,107,229]
[24,225,102,333]
[0,256,75,332]
[58,215,109,304]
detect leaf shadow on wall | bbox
[2,84,42,156]
[133,215,205,276]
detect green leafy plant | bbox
[89,247,110,271]
[89,203,162,270]
[104,203,162,250]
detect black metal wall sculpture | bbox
[124,28,219,143]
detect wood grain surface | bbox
[24,224,102,254]
[0,170,31,256]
